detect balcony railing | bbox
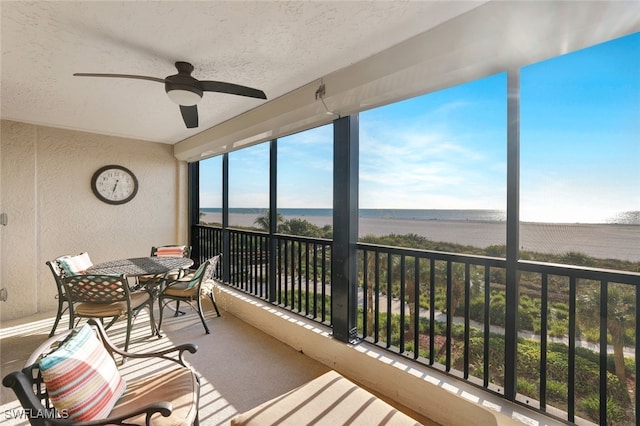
[193,225,332,324]
[192,224,639,425]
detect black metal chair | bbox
[3,319,200,426]
[138,245,193,288]
[158,255,221,335]
[62,274,156,352]
[45,252,93,337]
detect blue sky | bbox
[200,32,639,223]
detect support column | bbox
[222,153,231,283]
[504,69,520,400]
[332,115,359,343]
[269,139,278,302]
[187,162,200,262]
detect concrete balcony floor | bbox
[0,298,436,425]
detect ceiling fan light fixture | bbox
[167,88,202,106]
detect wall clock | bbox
[91,165,138,205]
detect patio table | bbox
[87,256,193,277]
[87,257,194,335]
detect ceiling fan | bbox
[74,61,267,129]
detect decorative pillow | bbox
[58,252,93,276]
[156,246,186,257]
[73,252,93,271]
[39,324,126,421]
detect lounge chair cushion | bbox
[75,291,151,317]
[164,279,215,297]
[39,324,126,421]
[109,367,199,426]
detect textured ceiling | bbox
[1,1,484,144]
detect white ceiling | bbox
[3,1,639,157]
[1,1,486,145]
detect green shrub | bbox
[546,351,568,383]
[575,346,600,364]
[549,322,567,338]
[517,379,537,399]
[489,294,506,326]
[581,394,626,425]
[518,307,536,332]
[546,380,567,402]
[517,340,541,373]
[469,298,485,323]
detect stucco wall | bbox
[0,120,188,321]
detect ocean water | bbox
[200,208,639,225]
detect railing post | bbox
[504,69,520,400]
[332,114,359,343]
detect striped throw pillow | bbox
[39,324,126,421]
[156,246,186,257]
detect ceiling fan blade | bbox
[73,73,165,84]
[180,105,199,128]
[200,80,267,99]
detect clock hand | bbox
[112,180,119,194]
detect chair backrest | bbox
[186,255,221,289]
[46,252,93,297]
[62,274,130,304]
[151,245,192,258]
[49,252,93,278]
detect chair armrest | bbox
[4,370,175,426]
[113,342,198,368]
[2,371,53,420]
[70,402,173,426]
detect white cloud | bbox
[359,118,506,209]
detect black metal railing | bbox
[274,233,332,324]
[516,261,639,424]
[357,243,506,384]
[228,229,269,296]
[357,243,639,425]
[193,225,332,324]
[192,224,638,425]
[191,224,223,277]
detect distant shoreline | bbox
[199,212,640,262]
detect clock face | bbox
[91,165,138,205]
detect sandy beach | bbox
[200,212,640,262]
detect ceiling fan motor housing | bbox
[165,74,203,105]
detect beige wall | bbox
[0,120,188,321]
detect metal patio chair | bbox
[62,274,157,352]
[45,252,93,337]
[158,255,221,335]
[3,319,200,426]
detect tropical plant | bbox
[577,282,635,388]
[253,209,285,231]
